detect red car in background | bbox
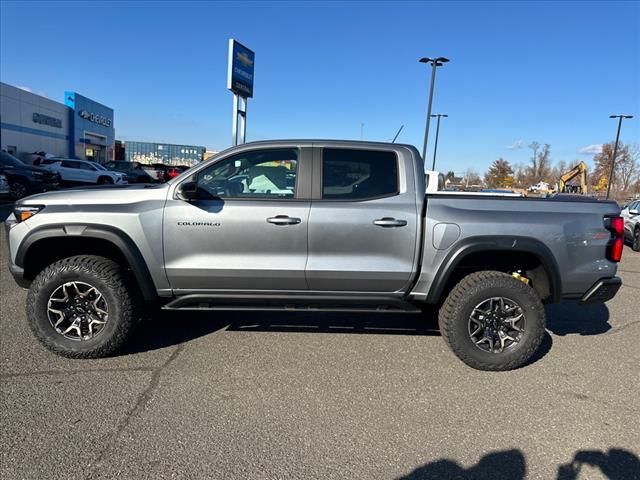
[149,164,191,182]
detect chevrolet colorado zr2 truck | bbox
[5,140,625,370]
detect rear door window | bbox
[322,148,398,200]
[61,160,81,169]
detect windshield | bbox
[92,162,108,171]
[0,151,25,167]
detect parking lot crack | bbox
[85,344,186,480]
[607,320,640,335]
[0,367,153,379]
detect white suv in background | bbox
[621,200,640,251]
[42,158,128,185]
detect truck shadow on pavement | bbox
[125,308,554,366]
[398,448,639,480]
[545,301,611,336]
[123,299,606,361]
[124,310,442,355]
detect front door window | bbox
[195,148,298,200]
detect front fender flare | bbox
[16,223,158,301]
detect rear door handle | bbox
[373,217,407,227]
[267,215,301,225]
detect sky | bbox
[1,0,639,175]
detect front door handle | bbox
[373,217,407,227]
[267,215,301,225]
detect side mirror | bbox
[629,209,639,215]
[176,181,198,201]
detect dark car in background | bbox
[104,161,157,183]
[0,151,60,199]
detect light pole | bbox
[607,114,633,199]
[431,113,448,170]
[419,56,449,167]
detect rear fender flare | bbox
[425,235,562,304]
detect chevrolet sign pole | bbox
[228,39,255,146]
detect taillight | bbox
[605,216,624,262]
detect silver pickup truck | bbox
[5,140,625,370]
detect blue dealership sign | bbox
[227,39,255,98]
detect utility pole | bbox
[419,57,449,166]
[391,125,404,143]
[431,114,448,170]
[607,114,634,199]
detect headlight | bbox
[13,205,44,222]
[31,170,45,177]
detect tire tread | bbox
[439,270,545,371]
[26,255,137,358]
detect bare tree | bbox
[528,142,540,182]
[551,160,568,180]
[592,142,638,194]
[512,163,527,187]
[617,143,639,192]
[537,144,552,181]
[462,168,482,187]
[526,142,553,183]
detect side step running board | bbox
[162,294,422,313]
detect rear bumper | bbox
[580,277,622,304]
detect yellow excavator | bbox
[559,161,588,194]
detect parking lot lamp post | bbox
[607,114,633,199]
[431,114,448,170]
[419,56,449,169]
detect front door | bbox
[306,146,419,293]
[163,147,311,292]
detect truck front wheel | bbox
[438,270,545,371]
[26,255,138,358]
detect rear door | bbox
[163,145,312,292]
[306,146,420,293]
[59,160,82,182]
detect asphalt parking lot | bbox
[1,217,639,479]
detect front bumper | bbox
[31,179,60,193]
[8,262,29,288]
[3,218,30,289]
[580,277,622,304]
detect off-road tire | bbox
[633,227,640,252]
[438,270,545,371]
[26,255,138,358]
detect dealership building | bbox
[1,82,115,163]
[117,140,206,166]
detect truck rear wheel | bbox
[26,255,138,358]
[438,270,545,371]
